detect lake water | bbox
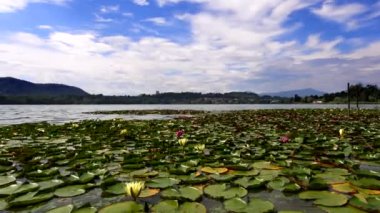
[0,104,378,125]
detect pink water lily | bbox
[279,136,290,143]
[176,130,185,138]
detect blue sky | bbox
[0,0,379,95]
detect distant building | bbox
[313,100,323,104]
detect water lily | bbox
[279,136,290,143]
[178,138,188,146]
[124,181,145,200]
[176,130,185,138]
[120,129,128,135]
[194,144,205,152]
[339,129,344,138]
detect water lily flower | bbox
[194,144,205,152]
[124,181,145,200]
[176,130,185,138]
[120,129,128,135]
[178,138,188,146]
[279,136,290,143]
[339,129,344,138]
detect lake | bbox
[0,104,378,125]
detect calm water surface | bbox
[0,104,378,125]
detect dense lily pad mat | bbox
[0,109,379,212]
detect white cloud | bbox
[95,14,113,23]
[100,5,119,13]
[122,12,134,17]
[132,0,149,6]
[144,17,168,26]
[0,0,379,94]
[311,0,368,30]
[0,0,69,13]
[37,25,53,30]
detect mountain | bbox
[261,88,326,98]
[0,77,89,96]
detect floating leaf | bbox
[319,206,366,213]
[351,178,380,190]
[47,204,74,213]
[201,167,228,174]
[146,178,180,189]
[152,200,206,213]
[73,207,97,213]
[54,185,86,197]
[38,179,65,192]
[224,197,274,213]
[349,195,380,212]
[161,186,202,201]
[0,176,16,187]
[10,191,54,207]
[234,177,265,189]
[99,201,144,213]
[299,191,348,207]
[139,188,160,198]
[204,184,247,199]
[331,183,356,194]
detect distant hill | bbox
[261,88,326,98]
[0,77,89,96]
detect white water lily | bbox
[178,138,188,146]
[124,181,145,200]
[339,129,344,138]
[120,129,128,135]
[194,144,205,152]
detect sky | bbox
[0,0,379,95]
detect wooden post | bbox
[356,85,359,110]
[347,83,350,115]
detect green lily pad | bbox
[234,177,265,189]
[319,206,366,213]
[349,195,380,212]
[228,169,260,177]
[0,176,16,187]
[38,179,64,191]
[79,172,95,183]
[13,183,39,195]
[299,191,348,207]
[146,178,180,189]
[283,183,301,193]
[152,200,206,213]
[10,191,54,207]
[0,199,8,211]
[73,207,97,213]
[47,204,74,213]
[54,185,86,197]
[204,184,247,199]
[99,201,144,213]
[210,174,236,182]
[224,197,275,213]
[161,186,202,201]
[104,183,124,195]
[0,183,22,196]
[152,200,178,213]
[351,178,380,190]
[267,177,290,190]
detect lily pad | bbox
[99,201,144,213]
[146,178,180,189]
[299,191,348,207]
[351,178,380,190]
[349,195,380,212]
[152,200,206,213]
[47,204,74,213]
[10,191,54,207]
[201,167,228,174]
[38,179,64,191]
[54,185,86,197]
[0,199,8,211]
[13,183,39,195]
[331,183,357,194]
[204,184,247,199]
[319,206,366,213]
[0,176,16,187]
[73,207,97,213]
[224,197,275,213]
[139,188,160,198]
[161,186,202,201]
[234,177,265,189]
